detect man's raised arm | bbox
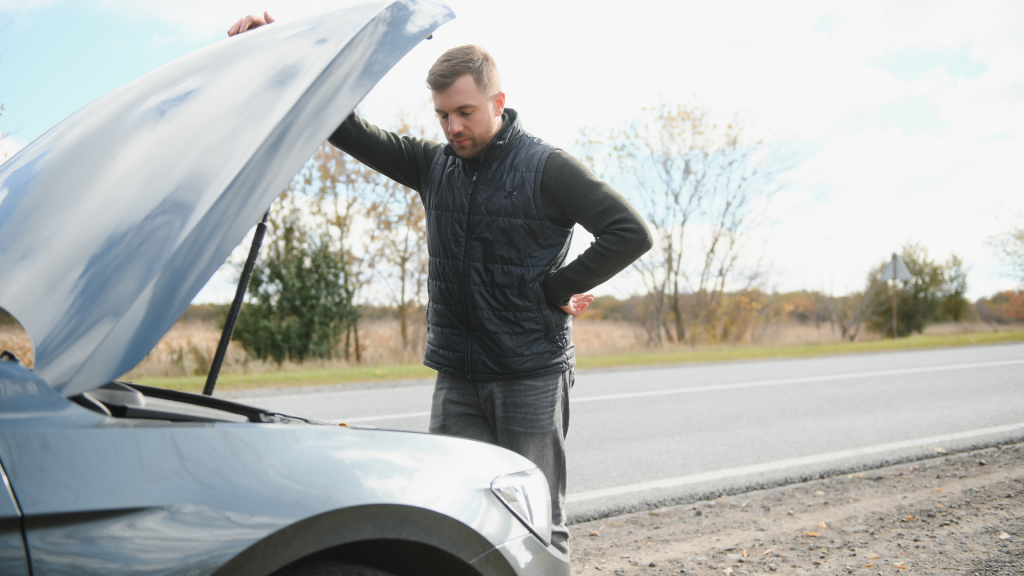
[328,114,441,193]
[226,12,440,193]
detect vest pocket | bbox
[529,280,557,337]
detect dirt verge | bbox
[571,444,1024,575]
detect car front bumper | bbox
[471,533,570,576]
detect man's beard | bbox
[450,125,501,159]
[451,137,489,159]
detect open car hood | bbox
[0,0,453,397]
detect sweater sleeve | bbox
[540,150,654,306]
[328,113,442,192]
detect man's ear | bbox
[493,91,506,117]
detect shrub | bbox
[233,212,356,364]
[865,244,972,337]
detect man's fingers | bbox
[228,13,274,37]
[558,293,596,316]
[229,16,250,36]
[563,293,594,316]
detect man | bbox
[230,14,652,557]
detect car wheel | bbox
[280,562,397,576]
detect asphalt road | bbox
[237,343,1024,522]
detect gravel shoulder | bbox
[570,443,1024,576]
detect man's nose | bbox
[448,117,464,135]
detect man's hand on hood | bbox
[228,11,275,36]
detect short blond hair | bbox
[426,45,501,95]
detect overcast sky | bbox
[2,0,1022,303]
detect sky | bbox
[2,0,1022,303]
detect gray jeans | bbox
[429,368,572,556]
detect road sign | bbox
[880,253,912,339]
[881,253,912,282]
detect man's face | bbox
[433,74,505,159]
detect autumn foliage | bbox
[976,290,1024,324]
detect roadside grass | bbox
[132,330,1024,394]
[574,330,1024,369]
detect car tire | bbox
[280,562,397,576]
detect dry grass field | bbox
[0,317,1019,382]
[0,323,34,366]
[115,319,430,379]
[0,318,428,376]
[572,319,1006,353]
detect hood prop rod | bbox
[203,210,270,396]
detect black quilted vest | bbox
[422,109,575,381]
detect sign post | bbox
[880,253,912,338]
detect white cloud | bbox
[318,0,1024,299]
[14,0,1018,301]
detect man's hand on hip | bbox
[227,11,275,36]
[558,293,595,316]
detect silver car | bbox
[0,1,569,574]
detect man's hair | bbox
[426,45,501,95]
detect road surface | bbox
[235,343,1024,521]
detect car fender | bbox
[212,503,513,576]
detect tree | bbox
[864,243,969,337]
[828,291,873,342]
[976,290,1024,324]
[936,254,971,321]
[580,101,709,345]
[297,140,382,361]
[579,100,788,346]
[371,116,429,350]
[233,198,356,363]
[988,217,1024,287]
[284,108,435,357]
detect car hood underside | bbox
[0,0,452,397]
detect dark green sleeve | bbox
[328,113,442,192]
[540,150,653,306]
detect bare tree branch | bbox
[579,100,790,345]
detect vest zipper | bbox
[460,136,506,379]
[461,170,481,379]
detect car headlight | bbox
[490,468,552,546]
